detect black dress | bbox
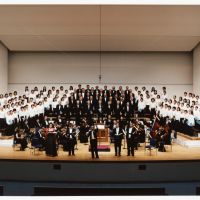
[79,125,88,143]
[45,132,57,156]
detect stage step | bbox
[0,139,13,147]
[175,135,200,148]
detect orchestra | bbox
[0,84,199,158]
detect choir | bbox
[0,84,199,157]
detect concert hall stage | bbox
[0,138,200,162]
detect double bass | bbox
[150,115,161,138]
[162,121,172,145]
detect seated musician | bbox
[14,128,28,151]
[41,116,50,128]
[55,115,65,127]
[156,126,166,152]
[23,120,31,141]
[60,128,68,151]
[137,121,146,144]
[32,127,45,150]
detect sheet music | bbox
[97,125,105,129]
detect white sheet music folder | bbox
[97,125,105,129]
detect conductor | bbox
[87,125,99,159]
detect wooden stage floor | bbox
[1,140,200,162]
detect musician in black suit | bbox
[87,125,99,159]
[41,116,50,128]
[105,115,113,129]
[35,118,43,129]
[55,115,65,127]
[125,123,135,156]
[23,120,31,140]
[33,127,45,149]
[119,116,127,130]
[14,128,28,151]
[113,123,123,156]
[156,126,167,152]
[66,124,77,156]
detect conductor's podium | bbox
[93,124,110,152]
[96,124,109,143]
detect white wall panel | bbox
[8,51,193,97]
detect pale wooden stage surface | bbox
[1,140,200,162]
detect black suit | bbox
[124,90,131,102]
[74,105,83,125]
[55,117,65,127]
[117,90,123,97]
[130,100,135,112]
[113,127,123,156]
[87,128,99,158]
[114,104,122,119]
[111,90,116,97]
[79,101,85,109]
[103,90,109,98]
[14,131,27,150]
[64,104,71,118]
[42,119,50,128]
[94,89,100,97]
[123,105,132,119]
[69,97,76,108]
[125,127,135,156]
[103,97,109,107]
[66,128,76,155]
[85,89,91,97]
[105,104,113,116]
[76,89,83,99]
[84,104,94,117]
[96,103,104,118]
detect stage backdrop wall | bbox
[8,52,193,97]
